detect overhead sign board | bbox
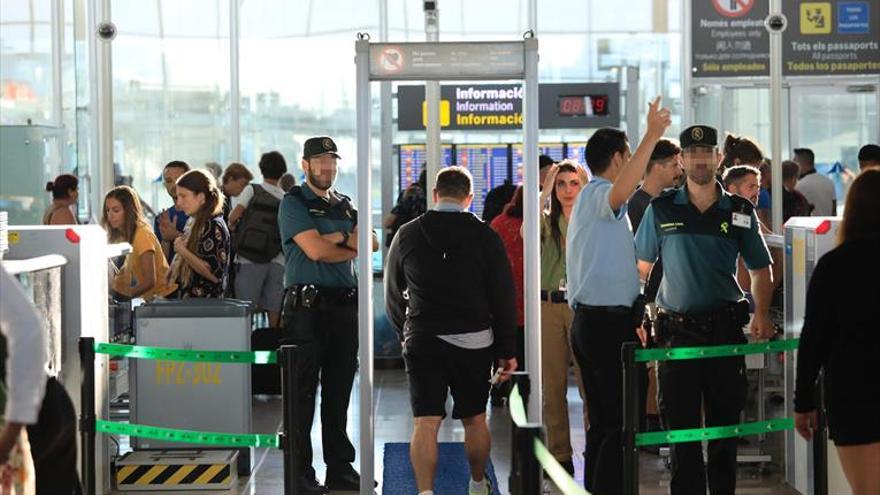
[782,0,880,75]
[691,0,880,77]
[369,42,526,81]
[691,0,770,77]
[397,83,620,131]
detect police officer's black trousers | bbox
[571,306,645,495]
[658,321,747,495]
[283,302,358,479]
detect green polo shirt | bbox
[278,184,357,288]
[540,214,568,291]
[634,182,771,313]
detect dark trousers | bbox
[27,377,82,495]
[658,318,747,495]
[571,306,645,495]
[282,302,358,479]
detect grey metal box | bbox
[131,299,254,451]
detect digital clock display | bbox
[557,95,610,117]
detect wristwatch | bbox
[338,230,350,247]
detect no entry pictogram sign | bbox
[712,0,755,17]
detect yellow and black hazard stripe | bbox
[116,463,232,488]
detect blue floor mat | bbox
[382,442,502,495]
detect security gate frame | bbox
[354,33,541,492]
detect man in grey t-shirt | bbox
[793,148,837,216]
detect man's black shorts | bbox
[402,335,494,419]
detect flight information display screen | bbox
[567,142,588,167]
[456,145,510,215]
[397,142,589,216]
[399,144,453,190]
[513,143,565,185]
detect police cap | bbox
[679,125,718,149]
[303,136,341,160]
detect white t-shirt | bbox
[233,182,286,265]
[795,171,837,216]
[0,263,49,424]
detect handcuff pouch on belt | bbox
[652,299,750,347]
[283,284,317,310]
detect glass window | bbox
[0,0,55,125]
[589,0,652,32]
[239,0,382,267]
[111,0,231,213]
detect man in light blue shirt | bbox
[566,97,670,493]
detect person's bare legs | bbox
[411,416,443,492]
[836,442,880,495]
[461,413,490,482]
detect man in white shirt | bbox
[793,148,837,216]
[228,151,287,327]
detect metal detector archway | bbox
[355,33,542,491]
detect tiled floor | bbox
[109,368,799,494]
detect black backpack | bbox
[233,184,282,263]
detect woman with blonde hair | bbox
[794,169,880,495]
[102,186,176,299]
[169,170,230,298]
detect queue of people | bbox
[12,118,878,495]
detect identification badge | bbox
[732,212,751,229]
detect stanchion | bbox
[79,337,96,495]
[513,424,543,495]
[508,372,531,493]
[622,342,639,495]
[280,345,300,495]
[813,373,828,495]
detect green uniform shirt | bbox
[278,184,358,288]
[634,182,772,314]
[540,214,568,291]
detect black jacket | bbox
[384,210,517,359]
[794,237,880,413]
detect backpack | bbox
[233,184,282,263]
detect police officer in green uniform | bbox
[278,136,378,494]
[634,125,775,494]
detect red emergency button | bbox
[815,220,832,235]
[65,229,80,244]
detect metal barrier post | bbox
[622,343,639,495]
[513,424,543,495]
[78,337,96,495]
[508,372,531,493]
[280,345,300,495]
[813,373,828,495]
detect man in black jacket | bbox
[385,166,518,495]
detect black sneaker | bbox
[298,475,329,495]
[325,465,378,491]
